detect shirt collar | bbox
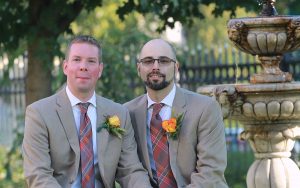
[147,84,176,108]
[66,86,96,107]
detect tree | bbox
[116,0,258,32]
[117,0,300,32]
[0,0,102,105]
[2,0,300,105]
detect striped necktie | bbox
[150,103,177,188]
[78,102,95,188]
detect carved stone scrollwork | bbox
[227,21,251,54]
[212,85,243,119]
[242,99,300,120]
[287,17,300,49]
[228,21,244,44]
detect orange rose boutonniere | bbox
[162,112,185,139]
[97,115,126,139]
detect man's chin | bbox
[145,80,170,91]
[149,77,162,82]
[77,86,92,93]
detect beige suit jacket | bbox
[124,87,228,188]
[22,88,152,188]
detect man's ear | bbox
[98,62,104,78]
[137,63,141,77]
[175,61,179,72]
[62,60,68,75]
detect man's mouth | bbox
[77,76,90,80]
[148,72,165,79]
[149,74,162,79]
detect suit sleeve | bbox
[22,105,62,188]
[115,108,152,188]
[187,99,229,188]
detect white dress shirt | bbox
[146,84,176,178]
[66,86,98,188]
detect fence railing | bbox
[0,54,26,146]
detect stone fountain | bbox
[198,0,300,187]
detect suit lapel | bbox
[95,96,109,187]
[168,87,187,184]
[56,89,80,155]
[134,95,154,178]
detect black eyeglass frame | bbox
[138,56,176,66]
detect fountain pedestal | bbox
[245,128,300,188]
[199,83,300,188]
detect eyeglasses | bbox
[139,56,176,67]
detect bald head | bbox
[139,39,177,61]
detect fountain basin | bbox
[198,82,300,130]
[228,16,300,56]
[228,16,300,83]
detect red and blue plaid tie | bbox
[150,103,177,188]
[78,103,95,188]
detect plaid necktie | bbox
[78,103,95,188]
[150,103,177,188]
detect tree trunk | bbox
[26,37,53,106]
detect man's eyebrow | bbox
[71,55,81,58]
[87,57,98,60]
[141,56,153,59]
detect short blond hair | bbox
[65,35,102,62]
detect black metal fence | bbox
[0,54,26,146]
[178,46,300,90]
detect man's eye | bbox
[159,58,170,64]
[142,59,154,64]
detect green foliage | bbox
[117,0,260,32]
[226,150,254,188]
[117,0,300,32]
[181,5,257,50]
[0,129,25,187]
[117,0,204,32]
[0,0,103,52]
[0,1,28,50]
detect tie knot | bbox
[78,102,90,113]
[152,103,163,115]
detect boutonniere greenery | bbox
[97,115,126,139]
[162,112,185,139]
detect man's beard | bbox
[144,72,172,90]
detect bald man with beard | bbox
[124,39,228,188]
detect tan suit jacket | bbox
[22,88,152,188]
[124,87,228,188]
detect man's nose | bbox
[80,62,88,71]
[152,59,160,69]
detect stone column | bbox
[208,84,300,188]
[241,128,300,188]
